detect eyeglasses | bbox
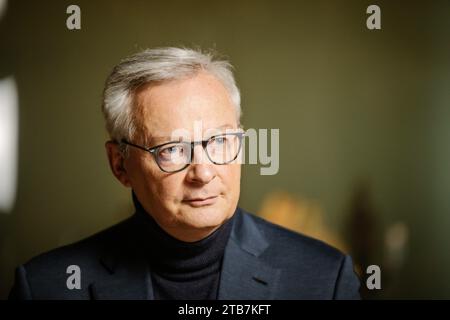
[121,132,245,173]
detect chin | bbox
[180,205,230,229]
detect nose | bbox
[185,144,216,184]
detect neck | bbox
[132,191,237,278]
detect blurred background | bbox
[1,0,449,299]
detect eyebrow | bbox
[147,124,239,145]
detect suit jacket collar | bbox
[92,207,281,300]
[90,216,154,299]
[218,209,281,299]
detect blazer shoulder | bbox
[9,216,136,299]
[22,215,135,275]
[241,210,345,265]
[238,210,361,299]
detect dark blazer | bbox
[9,207,361,300]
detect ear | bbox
[105,141,132,187]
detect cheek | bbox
[220,165,241,191]
[144,174,187,208]
[157,178,184,200]
[127,156,167,196]
[127,156,156,185]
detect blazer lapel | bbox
[90,208,281,300]
[90,261,153,300]
[218,209,282,299]
[90,216,154,300]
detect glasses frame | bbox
[121,131,245,173]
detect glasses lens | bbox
[206,133,242,164]
[156,142,191,172]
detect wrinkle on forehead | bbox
[130,71,238,146]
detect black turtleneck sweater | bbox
[132,192,235,300]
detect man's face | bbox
[114,71,241,241]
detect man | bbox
[9,47,361,299]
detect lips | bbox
[183,195,219,207]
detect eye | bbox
[166,146,179,154]
[212,136,227,144]
[159,145,185,160]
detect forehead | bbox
[134,71,238,142]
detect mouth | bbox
[182,195,219,207]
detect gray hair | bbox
[101,47,242,147]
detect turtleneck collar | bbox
[131,191,236,281]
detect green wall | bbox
[1,0,449,298]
